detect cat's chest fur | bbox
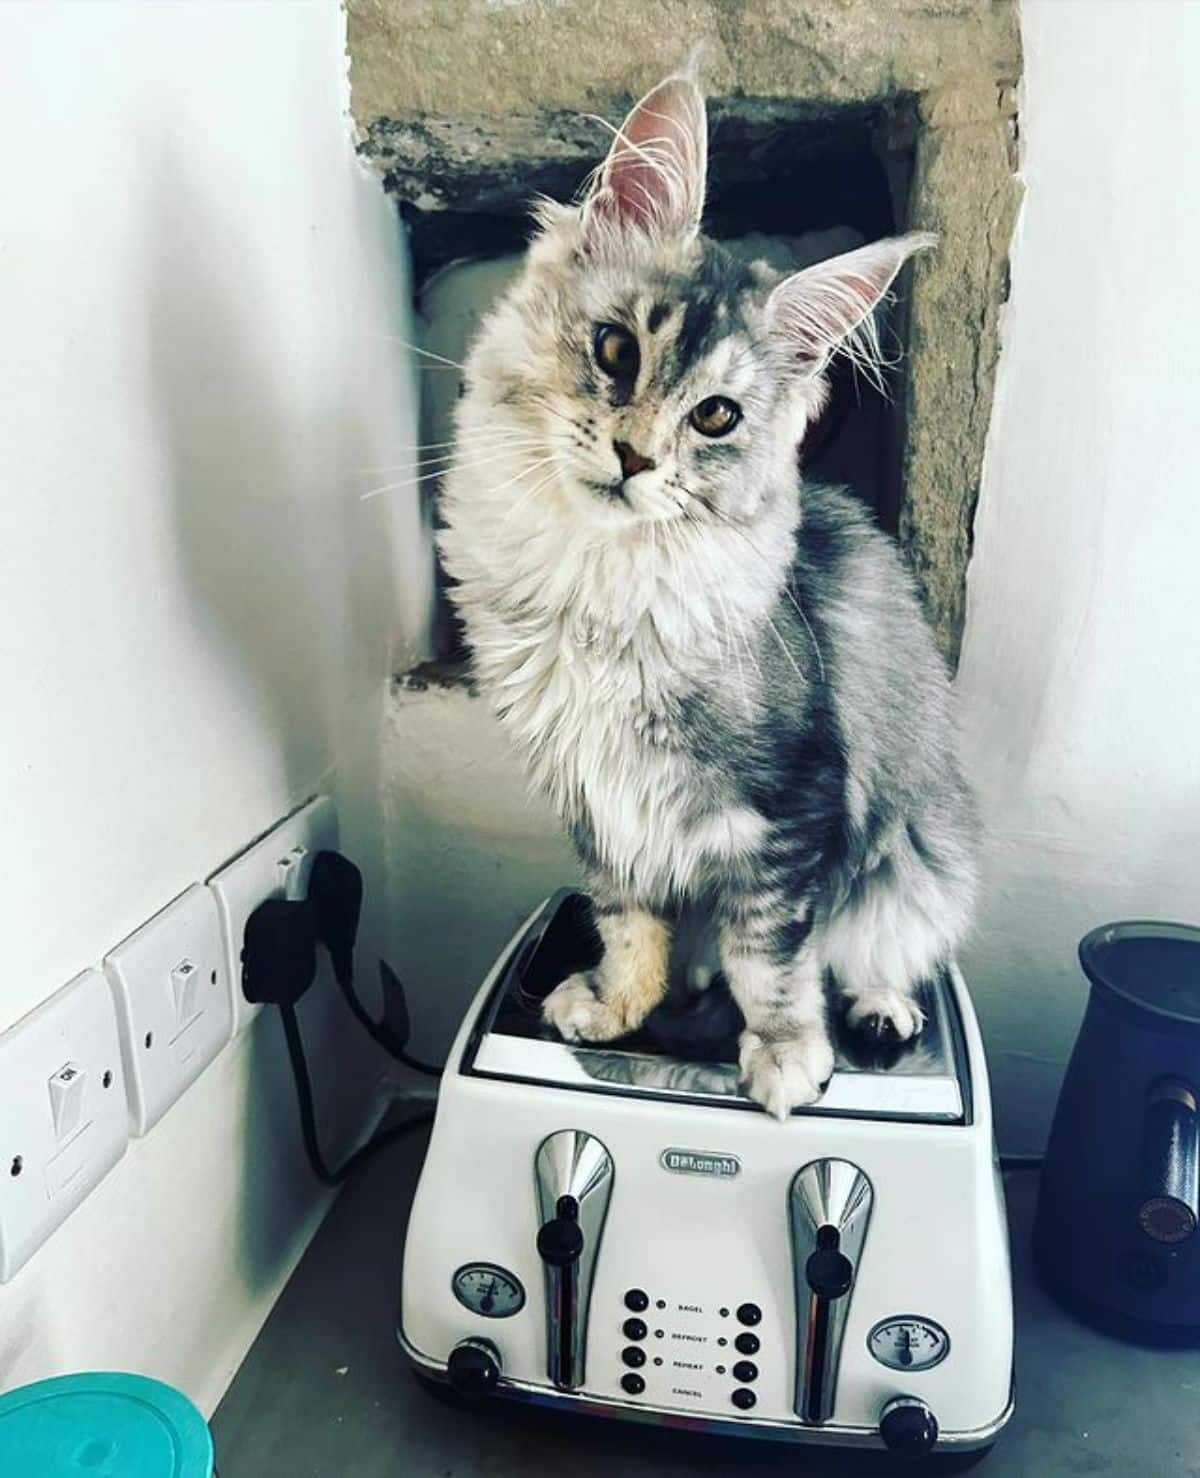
[476,597,748,900]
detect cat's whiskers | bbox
[674,479,827,684]
[364,334,467,372]
[664,520,710,652]
[669,484,767,689]
[357,429,546,472]
[763,612,807,688]
[524,393,592,442]
[774,577,826,683]
[662,484,732,656]
[706,568,754,716]
[357,444,549,502]
[497,457,562,526]
[401,435,545,474]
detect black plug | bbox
[308,850,413,1062]
[242,898,317,1006]
[240,860,435,1187]
[309,850,362,989]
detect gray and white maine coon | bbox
[439,71,977,1119]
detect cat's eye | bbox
[689,396,742,437]
[594,323,640,380]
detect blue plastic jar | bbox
[0,1372,214,1477]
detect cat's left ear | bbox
[766,233,936,376]
[586,74,707,243]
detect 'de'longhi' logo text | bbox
[659,1148,741,1179]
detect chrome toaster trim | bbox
[396,1325,1015,1452]
[533,1129,614,1390]
[459,892,971,1125]
[471,1035,964,1121]
[790,1159,874,1424]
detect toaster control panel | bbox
[613,1288,767,1412]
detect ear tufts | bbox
[766,232,936,388]
[584,73,707,245]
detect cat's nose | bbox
[613,440,656,479]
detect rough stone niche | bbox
[349,0,1021,668]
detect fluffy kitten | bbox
[439,72,977,1118]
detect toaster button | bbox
[624,1288,649,1312]
[736,1302,762,1326]
[622,1346,646,1368]
[734,1332,760,1356]
[621,1372,646,1396]
[731,1388,757,1411]
[732,1360,759,1383]
[623,1317,648,1341]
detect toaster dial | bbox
[867,1317,949,1372]
[452,1263,526,1318]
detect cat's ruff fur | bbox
[439,72,977,1119]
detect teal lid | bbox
[0,1373,213,1477]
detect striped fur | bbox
[438,74,977,1118]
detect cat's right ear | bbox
[584,74,707,246]
[765,233,936,380]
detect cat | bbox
[438,69,978,1118]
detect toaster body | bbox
[399,893,1013,1456]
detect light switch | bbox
[47,1062,87,1142]
[170,958,200,1024]
[0,970,128,1281]
[105,885,232,1136]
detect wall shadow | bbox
[141,144,402,1297]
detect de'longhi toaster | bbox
[399,891,1014,1459]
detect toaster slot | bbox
[790,1159,874,1424]
[534,1129,614,1390]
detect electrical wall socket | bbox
[105,884,232,1136]
[208,795,337,1033]
[0,969,129,1282]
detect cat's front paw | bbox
[542,974,629,1044]
[843,988,924,1043]
[739,1029,835,1121]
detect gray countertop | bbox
[212,1129,1200,1477]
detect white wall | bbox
[384,684,579,1058]
[0,1,425,1413]
[957,0,1200,1151]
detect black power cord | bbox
[378,960,442,1079]
[308,852,442,1079]
[276,1001,431,1187]
[242,856,436,1187]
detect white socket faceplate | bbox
[0,969,129,1281]
[105,884,233,1136]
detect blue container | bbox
[1035,921,1200,1344]
[0,1372,214,1477]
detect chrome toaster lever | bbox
[790,1159,874,1424]
[534,1129,614,1390]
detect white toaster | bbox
[399,892,1014,1459]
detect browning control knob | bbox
[879,1396,939,1455]
[446,1338,501,1396]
